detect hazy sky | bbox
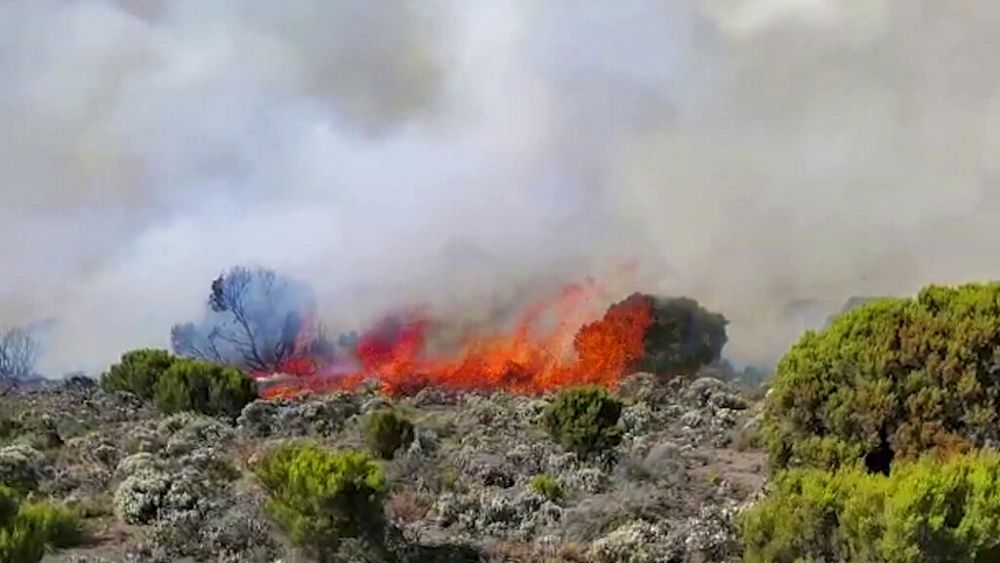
[1,0,999,375]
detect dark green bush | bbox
[255,442,387,562]
[763,282,1000,472]
[364,409,415,460]
[639,295,728,376]
[529,474,564,502]
[742,451,1000,563]
[153,359,257,418]
[542,386,622,459]
[0,485,85,563]
[101,348,177,400]
[0,486,17,529]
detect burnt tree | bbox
[171,266,327,372]
[0,326,39,381]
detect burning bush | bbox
[253,278,730,400]
[542,386,623,459]
[153,360,257,419]
[764,282,1000,473]
[254,442,387,561]
[101,348,177,400]
[364,409,415,460]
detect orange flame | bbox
[258,278,653,398]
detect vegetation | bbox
[638,295,728,376]
[0,415,21,444]
[100,348,177,400]
[0,484,84,563]
[542,386,622,459]
[171,266,335,372]
[254,442,387,561]
[364,409,415,460]
[0,326,39,382]
[763,282,1000,472]
[153,359,257,418]
[528,474,564,502]
[741,451,1000,563]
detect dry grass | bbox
[385,490,431,524]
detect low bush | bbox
[153,359,257,418]
[0,415,21,444]
[542,386,622,459]
[529,474,564,502]
[763,282,1000,472]
[364,409,415,460]
[0,484,85,563]
[741,450,1000,563]
[254,442,387,561]
[0,445,45,494]
[101,348,177,400]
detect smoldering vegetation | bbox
[1,0,999,376]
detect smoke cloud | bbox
[1,0,998,375]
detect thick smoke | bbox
[1,0,998,375]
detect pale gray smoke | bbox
[0,0,998,374]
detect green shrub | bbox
[0,485,85,563]
[153,359,257,418]
[101,349,177,400]
[529,474,564,502]
[639,295,728,376]
[542,386,622,459]
[741,450,1000,563]
[364,409,414,460]
[255,442,387,561]
[763,282,1000,472]
[0,486,17,529]
[0,416,21,445]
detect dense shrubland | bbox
[14,281,1000,561]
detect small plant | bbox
[542,386,622,459]
[101,348,177,400]
[255,442,387,562]
[364,409,415,460]
[153,359,257,418]
[0,484,85,563]
[529,474,564,502]
[438,466,463,493]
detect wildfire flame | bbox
[258,278,654,398]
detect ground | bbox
[0,372,767,563]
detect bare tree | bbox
[0,326,39,381]
[172,266,322,372]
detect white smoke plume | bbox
[0,0,998,375]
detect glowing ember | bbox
[257,279,654,399]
